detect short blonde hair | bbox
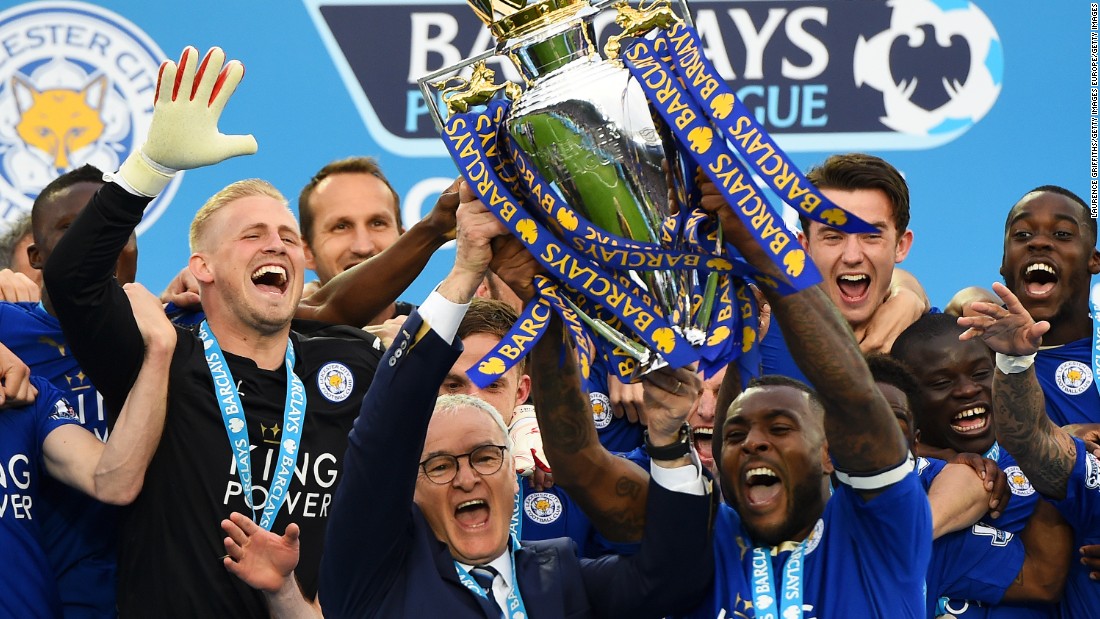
[189,179,289,252]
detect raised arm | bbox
[319,193,500,614]
[959,281,1076,499]
[295,181,459,326]
[43,283,175,504]
[490,228,699,542]
[44,45,255,411]
[699,177,908,485]
[1001,500,1072,603]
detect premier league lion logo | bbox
[854,0,1002,137]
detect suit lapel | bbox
[513,544,565,619]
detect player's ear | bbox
[189,253,214,284]
[894,229,913,263]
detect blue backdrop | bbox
[0,0,1089,307]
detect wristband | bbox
[995,352,1036,374]
[645,422,692,460]
[834,452,915,491]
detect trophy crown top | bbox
[466,0,591,40]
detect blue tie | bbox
[470,565,501,615]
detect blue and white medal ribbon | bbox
[455,536,529,619]
[198,321,306,530]
[750,543,806,619]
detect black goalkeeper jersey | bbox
[45,182,383,617]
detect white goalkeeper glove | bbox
[116,46,257,197]
[509,404,550,477]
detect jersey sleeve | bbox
[31,375,81,447]
[1051,437,1100,534]
[41,182,152,414]
[832,472,933,608]
[917,456,948,491]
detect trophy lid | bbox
[467,0,591,40]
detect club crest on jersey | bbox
[1054,360,1093,395]
[48,397,77,421]
[0,2,179,231]
[590,391,612,429]
[803,518,824,556]
[523,492,562,525]
[317,362,354,403]
[1085,453,1100,490]
[1003,465,1035,497]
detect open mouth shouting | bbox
[836,273,871,303]
[1020,261,1058,298]
[454,498,491,530]
[692,426,714,467]
[742,465,783,511]
[251,265,289,294]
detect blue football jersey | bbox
[0,376,80,619]
[680,472,931,618]
[918,455,1054,618]
[930,524,1040,619]
[0,302,117,618]
[519,446,649,559]
[1035,338,1098,426]
[1050,437,1100,618]
[587,356,644,453]
[918,446,1037,535]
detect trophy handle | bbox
[418,50,520,132]
[430,60,524,117]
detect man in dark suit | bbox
[309,186,713,618]
[219,185,715,617]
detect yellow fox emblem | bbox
[13,74,107,171]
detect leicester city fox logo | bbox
[589,391,612,429]
[0,2,179,231]
[1054,360,1093,396]
[523,492,562,524]
[317,362,354,402]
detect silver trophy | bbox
[421,0,713,376]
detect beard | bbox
[736,472,828,547]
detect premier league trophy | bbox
[419,0,871,386]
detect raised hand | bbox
[118,46,257,197]
[488,232,541,305]
[641,363,701,443]
[950,452,1010,519]
[124,283,177,352]
[420,177,462,241]
[221,512,300,594]
[159,266,202,310]
[958,282,1050,356]
[608,377,646,425]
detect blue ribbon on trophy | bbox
[442,108,701,382]
[419,0,871,387]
